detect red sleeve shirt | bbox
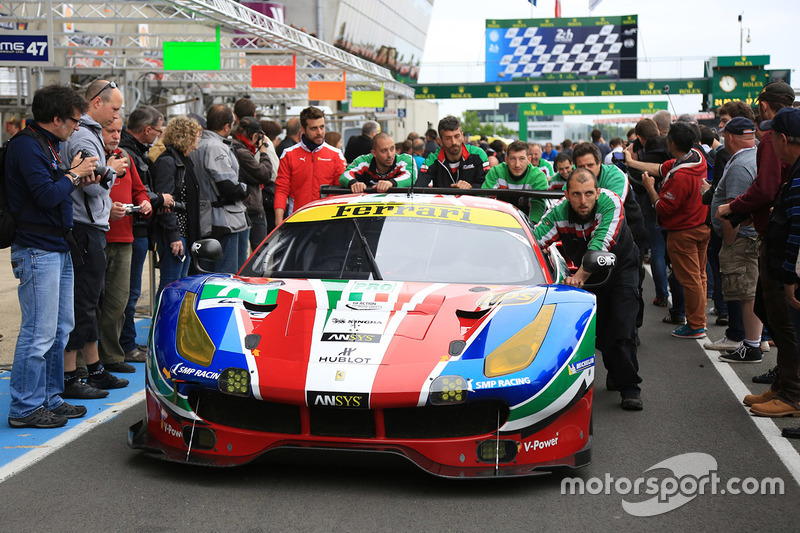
[656,152,709,230]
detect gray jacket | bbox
[188,130,248,238]
[60,114,115,230]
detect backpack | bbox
[0,127,55,248]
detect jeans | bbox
[98,242,132,365]
[215,229,249,274]
[157,233,189,298]
[725,300,745,342]
[9,248,73,418]
[638,192,668,299]
[707,231,728,316]
[120,236,148,353]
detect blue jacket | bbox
[4,122,75,252]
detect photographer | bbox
[5,84,100,428]
[97,116,151,374]
[59,79,130,400]
[232,116,273,251]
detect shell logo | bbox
[571,84,578,91]
[569,103,576,110]
[422,87,428,94]
[648,82,655,89]
[533,84,540,91]
[458,86,464,93]
[609,83,616,90]
[495,85,502,92]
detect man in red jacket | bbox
[274,106,345,225]
[97,116,151,372]
[630,122,710,338]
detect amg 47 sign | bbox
[486,15,638,82]
[0,32,52,66]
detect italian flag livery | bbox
[130,194,597,477]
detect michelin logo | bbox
[568,356,595,375]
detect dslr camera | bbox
[78,149,118,189]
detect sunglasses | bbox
[88,80,117,102]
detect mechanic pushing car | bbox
[534,167,644,411]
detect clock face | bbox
[719,75,737,93]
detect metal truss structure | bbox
[1,0,415,114]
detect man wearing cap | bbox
[743,107,800,420]
[232,116,273,251]
[708,117,762,363]
[717,81,797,395]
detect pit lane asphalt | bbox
[0,270,798,530]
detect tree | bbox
[460,110,517,139]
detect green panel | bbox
[412,78,709,99]
[519,101,667,116]
[711,68,772,108]
[714,55,770,68]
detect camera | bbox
[123,204,141,216]
[77,149,116,189]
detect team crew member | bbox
[340,132,415,192]
[533,168,643,411]
[633,122,710,338]
[528,143,554,179]
[415,116,488,189]
[550,153,573,190]
[481,140,549,222]
[274,106,345,225]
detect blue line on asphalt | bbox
[0,319,150,471]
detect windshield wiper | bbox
[351,218,382,280]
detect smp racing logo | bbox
[307,391,369,408]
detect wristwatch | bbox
[66,171,81,186]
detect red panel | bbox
[251,56,296,88]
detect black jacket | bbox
[344,134,372,163]
[152,145,200,244]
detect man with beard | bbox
[415,116,488,189]
[340,132,415,192]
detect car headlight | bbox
[176,292,215,367]
[483,304,555,378]
[430,375,467,405]
[218,368,251,396]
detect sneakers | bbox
[8,407,67,429]
[750,398,800,417]
[761,341,771,352]
[124,347,147,363]
[105,362,136,373]
[621,394,643,411]
[782,427,800,439]
[662,314,687,325]
[63,378,109,399]
[719,344,762,364]
[671,324,706,339]
[703,336,742,352]
[652,297,669,307]
[51,402,87,419]
[753,367,777,384]
[86,370,128,390]
[743,389,775,407]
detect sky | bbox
[418,0,799,119]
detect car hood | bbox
[168,276,592,408]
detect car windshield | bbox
[240,213,547,285]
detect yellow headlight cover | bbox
[176,292,216,367]
[483,304,556,378]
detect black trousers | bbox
[66,223,106,351]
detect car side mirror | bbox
[581,250,616,274]
[191,239,223,274]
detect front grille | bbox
[188,391,508,440]
[189,390,302,434]
[384,401,509,439]
[309,407,376,438]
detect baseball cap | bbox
[722,116,755,135]
[759,107,800,137]
[187,112,207,129]
[757,81,795,105]
[239,116,264,135]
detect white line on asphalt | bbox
[0,391,145,484]
[699,342,800,487]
